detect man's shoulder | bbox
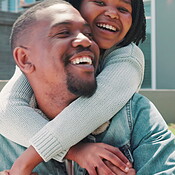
[132,92,149,101]
[131,93,151,108]
[130,93,162,123]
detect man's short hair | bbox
[10,0,70,51]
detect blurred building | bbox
[140,0,175,89]
[0,0,40,12]
[0,0,175,89]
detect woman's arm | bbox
[9,143,132,175]
[0,67,48,147]
[30,43,144,161]
[0,43,144,162]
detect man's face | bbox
[26,4,99,97]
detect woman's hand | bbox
[0,170,38,175]
[8,146,43,175]
[100,160,136,175]
[66,142,132,175]
[0,170,9,175]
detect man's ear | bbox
[13,47,35,74]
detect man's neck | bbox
[32,84,77,120]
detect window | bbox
[0,0,19,12]
[0,0,36,12]
[140,0,152,89]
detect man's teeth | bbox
[97,23,117,32]
[72,57,92,65]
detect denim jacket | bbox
[75,93,175,175]
[1,93,174,175]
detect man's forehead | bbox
[50,20,90,32]
[45,3,74,14]
[35,3,87,30]
[36,3,82,21]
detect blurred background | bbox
[0,0,175,126]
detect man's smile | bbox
[71,56,92,65]
[68,50,97,71]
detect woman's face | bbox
[80,0,132,49]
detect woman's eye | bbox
[93,0,105,6]
[118,7,130,13]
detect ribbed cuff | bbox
[29,128,67,162]
[52,150,69,162]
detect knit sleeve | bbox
[0,43,144,162]
[0,66,70,161]
[29,43,145,162]
[0,67,48,146]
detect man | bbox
[0,0,133,175]
[0,0,99,173]
[0,0,175,175]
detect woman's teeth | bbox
[97,23,117,32]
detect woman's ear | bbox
[13,47,35,74]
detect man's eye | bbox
[93,0,105,6]
[85,32,94,40]
[54,31,70,38]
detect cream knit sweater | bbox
[0,43,144,162]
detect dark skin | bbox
[4,3,133,175]
[0,0,146,174]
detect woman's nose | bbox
[104,8,119,19]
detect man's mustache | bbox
[74,46,92,53]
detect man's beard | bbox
[66,71,97,98]
[64,46,98,97]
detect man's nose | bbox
[72,33,92,48]
[104,7,119,19]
